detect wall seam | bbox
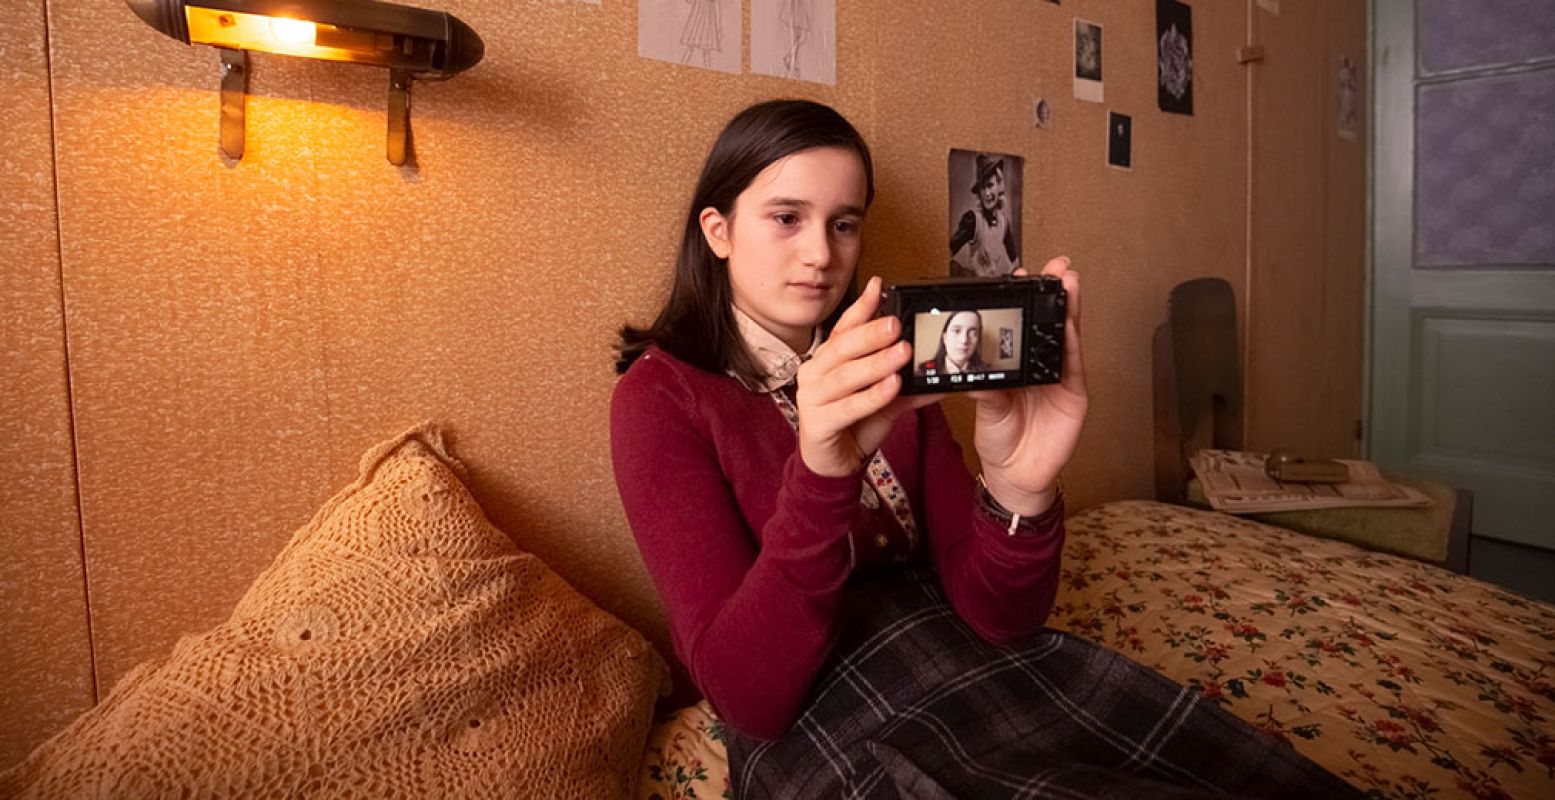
[41,0,100,703]
[1242,0,1256,447]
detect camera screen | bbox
[910,307,1023,389]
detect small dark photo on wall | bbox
[1108,112,1132,170]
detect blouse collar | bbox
[730,305,820,393]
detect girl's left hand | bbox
[968,257,1088,516]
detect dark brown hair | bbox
[614,99,875,382]
[930,309,990,370]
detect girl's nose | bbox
[799,225,832,268]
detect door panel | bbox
[1371,1,1555,551]
[1415,315,1555,462]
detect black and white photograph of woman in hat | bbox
[948,149,1023,277]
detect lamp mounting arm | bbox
[387,68,414,167]
[218,47,248,160]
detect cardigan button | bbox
[874,533,889,549]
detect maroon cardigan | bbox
[610,346,1064,739]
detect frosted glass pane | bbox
[1415,71,1555,266]
[1419,0,1555,73]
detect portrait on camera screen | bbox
[911,307,1023,389]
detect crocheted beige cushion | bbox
[2,424,666,798]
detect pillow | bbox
[2,423,667,798]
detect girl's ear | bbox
[699,207,733,259]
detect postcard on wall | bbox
[1156,0,1193,115]
[1107,111,1132,170]
[948,149,1024,277]
[639,0,741,75]
[1073,19,1104,103]
[752,0,836,85]
[1337,55,1359,141]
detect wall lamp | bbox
[125,0,483,165]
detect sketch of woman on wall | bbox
[681,0,723,68]
[779,0,812,79]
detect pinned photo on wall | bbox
[1337,55,1359,141]
[1107,112,1132,170]
[1073,19,1104,103]
[753,0,836,85]
[639,0,741,75]
[1033,98,1054,130]
[948,149,1025,277]
[1156,0,1193,115]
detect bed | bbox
[3,423,1546,798]
[638,499,1555,799]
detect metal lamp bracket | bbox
[213,52,416,166]
[387,68,414,166]
[218,48,248,160]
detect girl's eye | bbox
[773,213,799,226]
[833,219,860,234]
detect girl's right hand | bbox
[794,276,943,477]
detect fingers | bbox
[829,275,883,336]
[821,372,904,425]
[1058,270,1086,396]
[1034,254,1081,343]
[804,335,912,405]
[816,314,900,366]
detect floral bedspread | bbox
[637,501,1555,799]
[1053,501,1554,799]
[637,700,730,800]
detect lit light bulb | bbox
[268,18,316,47]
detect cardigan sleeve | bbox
[610,355,860,740]
[916,403,1065,645]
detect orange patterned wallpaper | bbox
[1,0,1364,767]
[0,0,96,771]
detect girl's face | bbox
[700,146,868,353]
[943,311,981,366]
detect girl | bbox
[612,100,1358,798]
[916,309,992,376]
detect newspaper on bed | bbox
[1189,449,1433,514]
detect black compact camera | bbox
[879,275,1066,395]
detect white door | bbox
[1370,1,1555,550]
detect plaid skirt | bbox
[726,568,1362,799]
